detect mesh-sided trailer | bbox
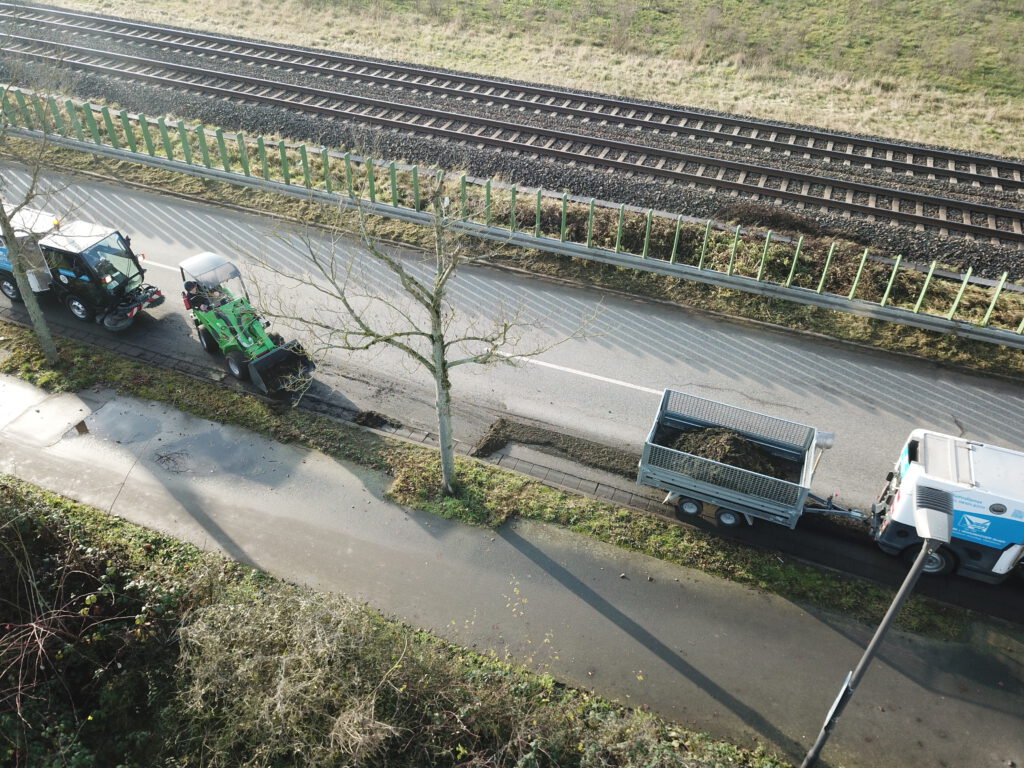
[637,389,854,528]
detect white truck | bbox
[1,203,164,331]
[874,430,1024,583]
[637,389,1024,584]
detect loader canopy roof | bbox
[180,252,242,288]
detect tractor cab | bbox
[180,251,248,311]
[0,204,164,331]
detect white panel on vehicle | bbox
[920,432,974,486]
[970,443,1024,497]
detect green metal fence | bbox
[3,88,1023,348]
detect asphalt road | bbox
[3,166,1024,619]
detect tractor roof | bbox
[39,219,118,253]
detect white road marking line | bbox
[510,356,661,395]
[142,260,179,272]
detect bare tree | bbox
[0,54,61,363]
[256,183,592,496]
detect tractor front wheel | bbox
[199,327,218,355]
[226,350,250,381]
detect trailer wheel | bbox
[675,497,703,517]
[198,327,218,355]
[715,508,744,528]
[1,273,22,302]
[64,295,94,322]
[903,544,956,576]
[226,350,250,381]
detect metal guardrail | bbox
[3,89,1023,350]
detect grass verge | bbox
[2,476,790,768]
[0,320,973,639]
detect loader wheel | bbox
[675,497,703,517]
[198,327,218,355]
[1,273,22,302]
[902,544,957,576]
[226,350,250,381]
[65,295,94,322]
[715,508,744,528]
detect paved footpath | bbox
[0,374,1021,768]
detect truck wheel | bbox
[903,544,957,576]
[199,327,218,355]
[64,295,94,322]
[675,497,703,517]
[225,350,250,381]
[1,273,22,302]
[715,508,744,528]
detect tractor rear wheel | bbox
[198,327,218,355]
[1,273,22,302]
[226,350,250,381]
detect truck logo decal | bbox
[960,515,991,534]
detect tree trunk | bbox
[431,330,456,496]
[0,215,59,364]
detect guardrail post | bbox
[256,137,268,178]
[322,149,332,193]
[697,220,711,269]
[1017,316,1024,335]
[485,180,492,226]
[344,152,354,197]
[177,121,192,165]
[236,134,250,176]
[669,215,683,264]
[847,249,869,299]
[13,90,33,128]
[117,111,137,152]
[785,236,804,287]
[535,189,543,237]
[508,186,517,230]
[411,166,420,209]
[726,225,741,275]
[198,128,213,168]
[297,145,310,187]
[641,209,653,258]
[945,267,972,320]
[389,161,398,206]
[880,255,903,307]
[365,158,375,201]
[586,199,595,248]
[912,261,937,313]
[460,174,468,218]
[47,97,66,135]
[279,141,290,184]
[100,107,120,150]
[65,100,85,141]
[215,129,231,172]
[614,204,625,252]
[139,114,156,156]
[31,93,49,132]
[981,272,1008,327]
[756,230,773,281]
[82,104,103,144]
[560,193,569,242]
[157,117,175,160]
[816,243,836,294]
[1,91,18,126]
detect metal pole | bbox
[800,541,937,768]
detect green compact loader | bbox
[180,252,314,395]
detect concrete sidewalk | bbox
[0,374,1021,768]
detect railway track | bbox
[3,2,1024,247]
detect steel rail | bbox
[7,38,1024,244]
[3,1,1024,188]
